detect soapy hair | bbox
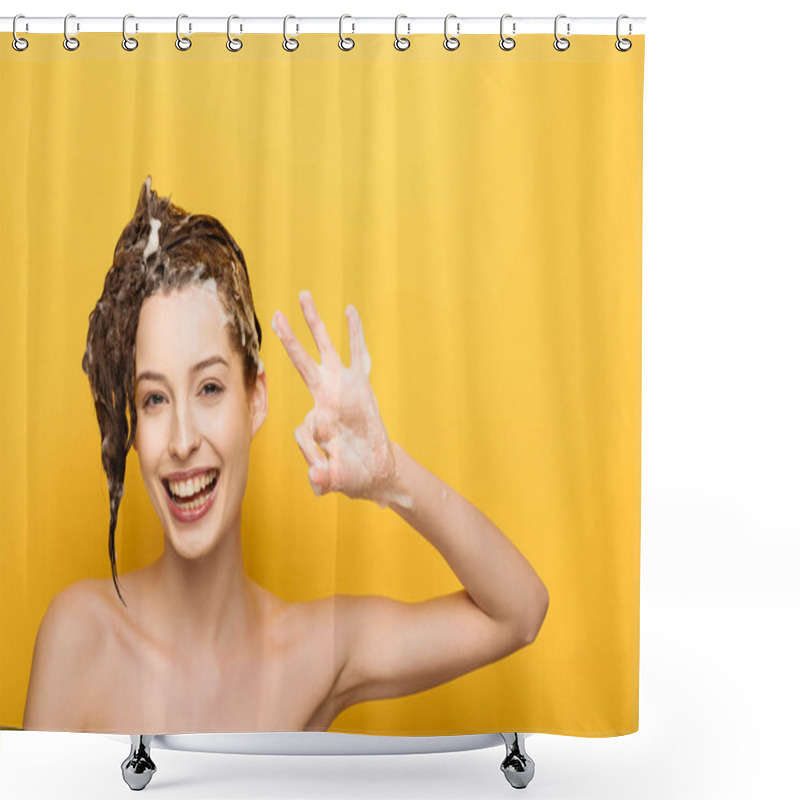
[81,176,262,606]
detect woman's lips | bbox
[163,474,219,523]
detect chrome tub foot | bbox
[500,732,535,789]
[121,735,157,791]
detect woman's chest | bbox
[83,607,340,733]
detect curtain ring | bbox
[499,14,515,51]
[394,14,410,51]
[443,14,460,51]
[227,15,243,52]
[63,13,80,51]
[283,15,299,51]
[122,14,138,51]
[339,14,355,51]
[615,15,632,52]
[176,14,192,51]
[12,14,29,52]
[553,14,570,51]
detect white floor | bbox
[3,597,798,800]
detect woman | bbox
[23,177,549,734]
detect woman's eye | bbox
[142,385,221,407]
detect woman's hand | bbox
[271,290,398,505]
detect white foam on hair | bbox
[142,217,161,261]
[196,276,217,293]
[193,276,239,332]
[185,273,261,368]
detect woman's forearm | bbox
[376,441,549,637]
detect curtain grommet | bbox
[443,14,460,51]
[12,15,29,51]
[121,14,138,51]
[63,13,80,51]
[394,15,411,51]
[283,15,299,52]
[615,15,632,51]
[226,15,243,52]
[499,14,516,51]
[339,14,355,51]
[553,14,570,51]
[175,14,192,51]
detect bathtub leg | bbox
[121,735,157,791]
[500,733,535,789]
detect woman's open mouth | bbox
[162,469,220,523]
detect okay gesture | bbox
[271,290,398,504]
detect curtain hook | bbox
[499,14,516,51]
[63,13,80,51]
[615,15,632,51]
[176,13,192,51]
[227,15,243,52]
[553,14,570,51]
[283,15,299,51]
[122,14,138,51]
[394,14,411,51]
[12,14,29,51]
[339,14,355,51]
[444,14,460,51]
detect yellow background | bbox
[1,33,643,735]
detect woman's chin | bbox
[166,531,222,561]
[157,475,227,558]
[160,512,225,561]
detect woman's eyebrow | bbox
[136,355,229,384]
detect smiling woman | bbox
[80,175,265,606]
[21,177,549,735]
[131,285,266,561]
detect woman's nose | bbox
[168,403,201,460]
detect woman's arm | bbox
[381,440,548,635]
[23,582,96,731]
[326,441,548,712]
[273,291,549,710]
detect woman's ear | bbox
[250,362,268,439]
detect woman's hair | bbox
[81,176,262,606]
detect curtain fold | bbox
[1,32,644,736]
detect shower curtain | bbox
[0,29,644,737]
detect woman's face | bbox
[132,283,267,560]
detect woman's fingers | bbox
[274,292,376,499]
[346,304,371,376]
[271,309,320,392]
[299,290,341,367]
[294,417,329,496]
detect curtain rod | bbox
[2,16,646,36]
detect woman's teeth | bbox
[174,492,212,511]
[167,469,218,499]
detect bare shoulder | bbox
[39,579,107,647]
[271,594,353,703]
[23,579,106,731]
[268,592,340,650]
[287,593,427,720]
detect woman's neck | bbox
[144,527,258,656]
